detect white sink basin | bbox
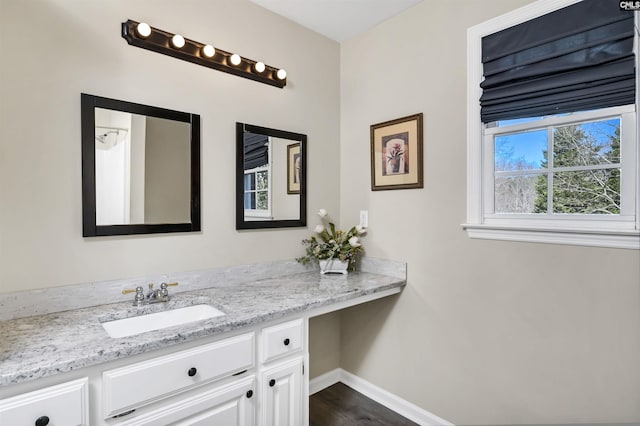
[102,304,225,338]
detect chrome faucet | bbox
[146,283,158,299]
[122,282,179,306]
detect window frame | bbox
[243,137,272,219]
[465,0,639,249]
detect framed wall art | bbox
[287,142,301,194]
[370,113,423,190]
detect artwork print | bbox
[370,113,423,191]
[381,132,410,175]
[287,143,301,194]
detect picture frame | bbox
[287,143,301,194]
[370,113,423,191]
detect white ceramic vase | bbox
[318,258,349,275]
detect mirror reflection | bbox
[95,109,191,225]
[82,93,201,237]
[236,123,306,229]
[243,132,299,221]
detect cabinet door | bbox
[262,357,303,426]
[0,378,89,426]
[114,376,256,426]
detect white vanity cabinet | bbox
[0,377,89,426]
[103,318,308,426]
[259,318,306,426]
[0,316,310,426]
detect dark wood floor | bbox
[310,382,419,426]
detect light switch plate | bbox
[359,210,368,228]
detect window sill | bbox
[462,224,639,250]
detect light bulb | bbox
[276,69,287,80]
[254,62,266,73]
[171,34,185,48]
[230,54,241,66]
[202,44,215,58]
[136,22,151,38]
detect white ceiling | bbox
[249,0,424,42]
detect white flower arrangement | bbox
[296,209,367,270]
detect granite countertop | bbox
[0,270,405,387]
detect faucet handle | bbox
[122,286,145,305]
[160,282,178,291]
[159,282,178,298]
[122,286,143,295]
[162,282,178,288]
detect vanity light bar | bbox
[121,20,286,88]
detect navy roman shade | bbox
[480,0,636,123]
[243,132,269,170]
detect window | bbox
[244,166,271,217]
[244,137,272,218]
[466,0,639,249]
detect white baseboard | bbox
[309,368,342,395]
[309,368,454,426]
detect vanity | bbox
[0,259,405,426]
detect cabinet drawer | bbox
[261,319,304,363]
[103,332,254,418]
[0,378,89,426]
[114,376,256,426]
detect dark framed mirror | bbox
[81,93,200,237]
[236,122,306,229]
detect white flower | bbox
[348,236,361,247]
[318,209,328,218]
[314,224,325,234]
[356,225,367,235]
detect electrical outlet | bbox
[359,210,368,228]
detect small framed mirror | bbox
[81,94,201,237]
[236,122,307,229]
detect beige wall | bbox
[271,136,299,220]
[309,311,342,378]
[0,0,340,292]
[339,0,640,424]
[129,114,146,224]
[144,117,190,224]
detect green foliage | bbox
[534,124,620,214]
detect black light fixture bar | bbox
[121,19,286,88]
